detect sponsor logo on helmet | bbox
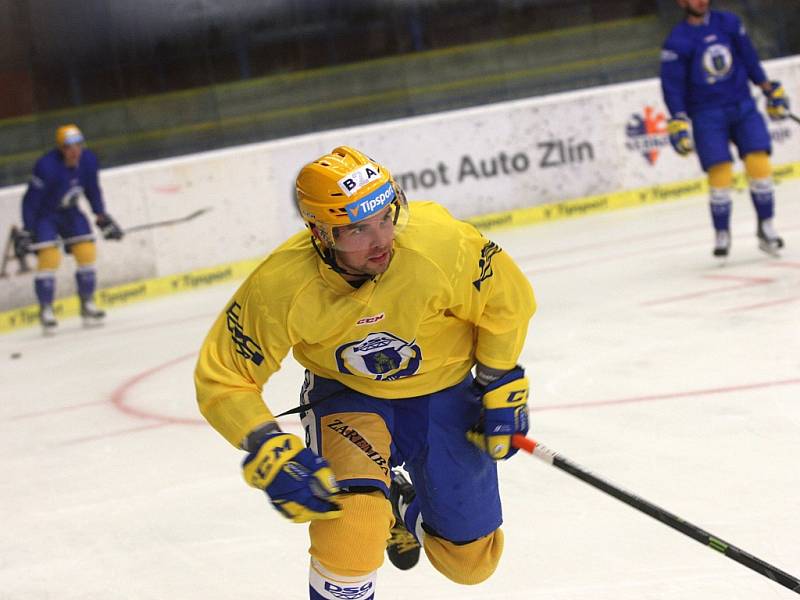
[338,163,382,197]
[345,182,396,222]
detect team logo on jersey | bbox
[225,301,264,366]
[625,106,669,165]
[473,241,502,291]
[702,44,733,83]
[334,331,421,380]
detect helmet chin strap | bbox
[309,235,374,282]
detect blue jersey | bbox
[21,148,106,231]
[660,10,766,117]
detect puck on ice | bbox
[10,352,22,359]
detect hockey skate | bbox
[757,220,784,257]
[80,299,106,327]
[39,304,58,335]
[713,230,731,259]
[387,469,421,571]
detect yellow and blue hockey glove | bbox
[667,114,694,156]
[242,430,342,523]
[466,366,530,460]
[764,81,789,121]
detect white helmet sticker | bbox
[337,163,381,197]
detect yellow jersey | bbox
[195,201,536,447]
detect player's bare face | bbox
[679,0,709,19]
[332,205,395,279]
[61,144,83,168]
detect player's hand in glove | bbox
[242,428,342,523]
[667,113,694,156]
[13,228,33,257]
[466,366,530,460]
[763,80,789,120]
[95,214,124,240]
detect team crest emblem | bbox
[702,44,733,83]
[335,332,422,380]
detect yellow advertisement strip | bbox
[0,258,262,333]
[2,160,798,334]
[468,160,800,232]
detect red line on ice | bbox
[533,378,800,412]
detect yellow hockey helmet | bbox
[295,146,408,250]
[55,124,84,147]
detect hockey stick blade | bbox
[511,434,800,594]
[124,207,212,234]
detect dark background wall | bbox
[0,0,797,186]
[0,0,661,116]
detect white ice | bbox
[1,187,799,600]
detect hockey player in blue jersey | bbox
[660,0,789,258]
[16,125,123,333]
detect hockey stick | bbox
[21,207,213,253]
[124,207,212,234]
[789,113,800,125]
[511,434,800,594]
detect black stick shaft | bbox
[124,208,211,233]
[512,435,800,594]
[790,113,800,125]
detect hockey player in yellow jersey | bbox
[195,146,536,599]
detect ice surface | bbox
[1,188,798,599]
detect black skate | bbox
[387,469,421,571]
[39,304,58,335]
[80,299,106,327]
[757,220,784,257]
[713,230,730,258]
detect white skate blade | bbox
[82,316,105,329]
[758,239,782,257]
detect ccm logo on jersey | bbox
[356,312,385,326]
[338,163,381,196]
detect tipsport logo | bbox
[345,182,396,223]
[625,106,669,165]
